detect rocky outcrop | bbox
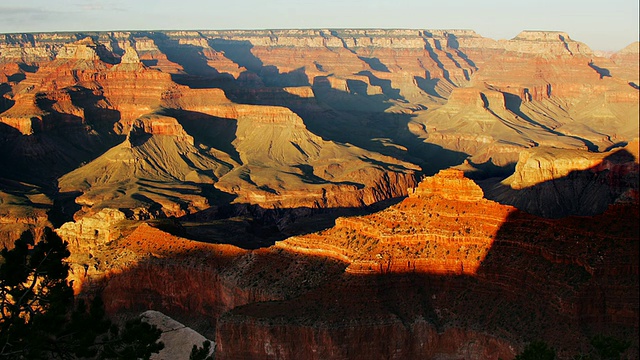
[484,142,639,217]
[0,182,52,248]
[56,208,126,251]
[277,169,511,274]
[140,310,214,360]
[219,169,638,359]
[57,168,638,359]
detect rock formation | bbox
[217,170,638,359]
[56,170,638,359]
[140,310,214,360]
[0,28,638,359]
[482,140,639,217]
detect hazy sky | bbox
[0,0,637,51]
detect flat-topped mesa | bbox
[513,30,572,41]
[128,114,194,144]
[409,169,485,201]
[503,30,593,56]
[506,147,609,190]
[425,29,479,38]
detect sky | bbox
[0,0,638,51]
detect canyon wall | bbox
[56,169,638,359]
[0,29,638,359]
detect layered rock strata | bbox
[59,169,638,359]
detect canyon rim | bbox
[0,28,638,359]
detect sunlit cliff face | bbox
[54,165,639,359]
[278,169,510,275]
[1,29,638,359]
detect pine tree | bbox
[515,340,556,360]
[0,228,164,359]
[190,340,214,360]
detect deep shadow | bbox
[290,164,328,184]
[0,83,14,113]
[311,75,398,113]
[446,33,477,69]
[74,34,120,64]
[175,196,405,249]
[48,191,83,227]
[558,34,574,55]
[208,39,263,73]
[208,38,310,88]
[346,79,368,95]
[479,149,639,218]
[84,165,639,359]
[139,32,235,88]
[18,63,38,73]
[502,92,598,151]
[140,59,158,67]
[0,86,124,200]
[161,108,241,165]
[413,73,445,99]
[67,86,122,133]
[357,56,390,72]
[588,61,612,79]
[422,38,453,84]
[7,73,26,82]
[357,70,402,99]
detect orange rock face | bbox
[61,169,638,359]
[1,29,638,359]
[214,174,637,359]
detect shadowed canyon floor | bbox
[0,29,638,358]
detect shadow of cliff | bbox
[82,179,639,359]
[160,108,242,165]
[174,196,405,249]
[0,83,14,113]
[208,175,638,358]
[143,32,220,77]
[0,82,124,191]
[445,33,477,70]
[502,92,598,151]
[588,61,612,79]
[208,38,310,88]
[479,149,639,218]
[160,37,469,175]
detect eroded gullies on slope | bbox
[58,169,638,359]
[0,29,639,358]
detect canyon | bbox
[0,29,638,358]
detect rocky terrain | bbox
[54,168,638,359]
[0,29,638,358]
[1,29,637,224]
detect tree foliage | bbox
[515,340,556,360]
[189,340,214,360]
[589,335,631,360]
[0,228,164,359]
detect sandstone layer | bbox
[1,28,638,359]
[1,29,638,225]
[56,170,639,359]
[481,140,639,217]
